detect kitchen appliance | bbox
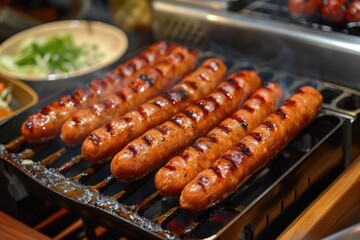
[0,0,359,239]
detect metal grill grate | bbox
[1,48,359,239]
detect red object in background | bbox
[321,0,347,25]
[288,0,323,18]
[347,0,360,22]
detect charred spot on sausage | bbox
[222,154,238,169]
[143,135,155,146]
[183,109,197,122]
[163,165,176,171]
[218,124,231,134]
[262,120,277,131]
[156,125,171,135]
[25,120,33,130]
[139,74,154,86]
[235,142,251,157]
[127,145,138,155]
[138,106,149,119]
[115,90,127,101]
[249,132,263,142]
[184,80,198,90]
[199,176,210,186]
[252,94,266,103]
[243,105,255,114]
[276,108,287,120]
[89,133,101,145]
[163,88,189,104]
[231,115,248,129]
[218,85,233,99]
[205,134,218,143]
[193,142,210,153]
[210,166,223,178]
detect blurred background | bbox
[0,0,153,49]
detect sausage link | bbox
[179,86,322,211]
[21,41,174,143]
[155,82,283,196]
[82,58,227,163]
[60,46,198,146]
[110,70,262,181]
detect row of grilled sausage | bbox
[288,0,360,25]
[21,41,323,211]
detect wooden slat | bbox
[0,211,51,240]
[279,155,360,239]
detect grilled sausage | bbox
[60,46,198,146]
[111,70,262,181]
[180,86,322,212]
[321,0,346,25]
[82,58,227,163]
[346,0,360,22]
[155,82,283,197]
[21,41,175,143]
[288,0,322,19]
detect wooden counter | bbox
[0,211,50,240]
[279,155,360,239]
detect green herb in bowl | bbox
[0,33,103,77]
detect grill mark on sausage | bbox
[40,106,52,115]
[71,116,83,126]
[199,72,209,81]
[156,125,171,135]
[231,115,248,129]
[276,108,287,120]
[205,96,220,107]
[115,90,127,101]
[221,155,237,169]
[199,176,210,186]
[235,142,251,157]
[152,99,165,108]
[193,141,210,153]
[210,166,223,178]
[139,74,154,86]
[137,106,149,119]
[183,109,197,122]
[123,116,132,123]
[183,80,198,90]
[195,180,207,192]
[227,77,242,91]
[89,133,101,145]
[128,145,138,156]
[218,124,231,134]
[196,101,210,114]
[262,120,276,131]
[169,117,183,128]
[217,85,233,99]
[163,88,189,104]
[163,165,176,171]
[243,105,255,114]
[143,135,154,146]
[103,98,116,108]
[252,94,266,103]
[205,134,218,143]
[249,132,263,142]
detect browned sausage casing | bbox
[60,46,198,146]
[82,58,227,163]
[180,86,322,212]
[110,70,262,181]
[155,82,283,197]
[21,41,175,143]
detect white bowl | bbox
[0,20,128,81]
